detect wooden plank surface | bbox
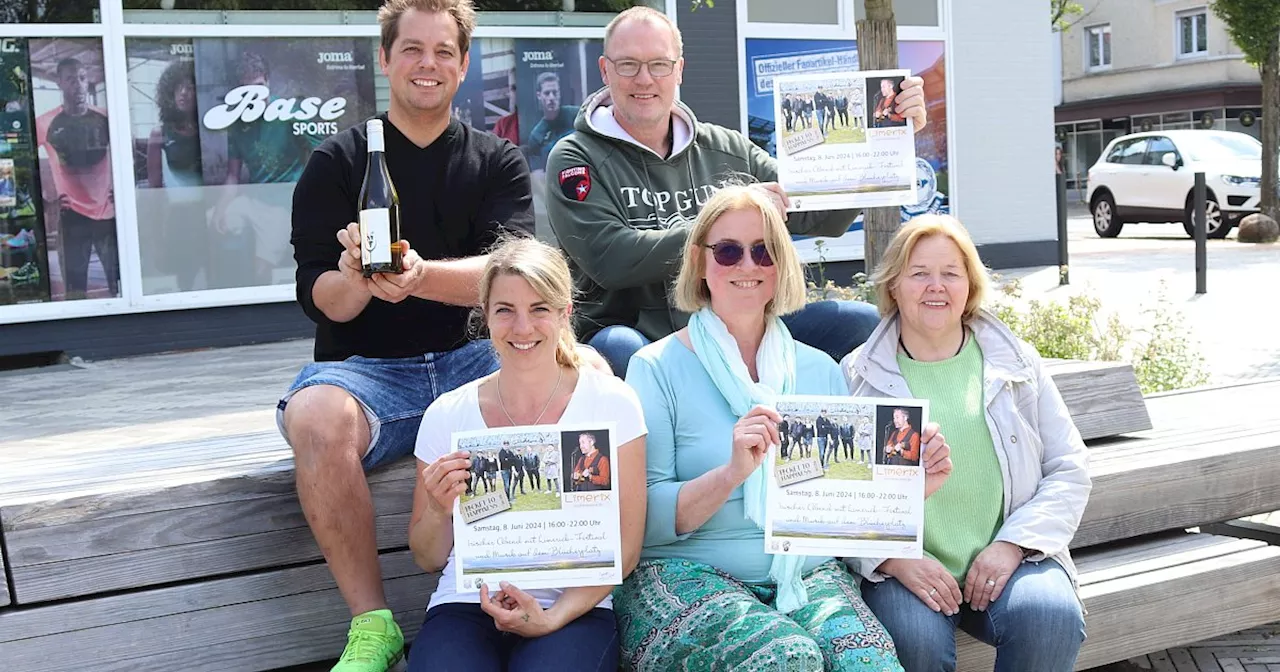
[1072,419,1280,549]
[0,550,435,672]
[958,535,1280,672]
[4,459,415,603]
[1044,359,1152,440]
[0,517,9,608]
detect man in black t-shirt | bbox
[271,2,601,668]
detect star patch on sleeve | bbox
[558,165,592,202]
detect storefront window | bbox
[122,0,650,24]
[126,37,379,295]
[855,0,939,28]
[748,0,839,25]
[0,0,99,23]
[456,37,605,244]
[2,39,52,305]
[1226,107,1262,140]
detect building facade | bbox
[1,0,1059,362]
[1055,0,1264,190]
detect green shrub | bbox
[804,254,1210,394]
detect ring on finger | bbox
[927,587,938,597]
[984,578,997,588]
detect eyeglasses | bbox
[604,56,678,78]
[703,240,774,267]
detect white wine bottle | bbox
[358,118,402,277]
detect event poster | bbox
[185,37,376,290]
[452,423,623,593]
[745,38,950,262]
[772,69,917,211]
[0,37,52,305]
[454,38,604,245]
[765,396,928,559]
[29,37,118,302]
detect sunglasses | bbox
[702,240,774,267]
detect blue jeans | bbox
[589,299,880,378]
[501,468,517,501]
[587,325,651,379]
[818,436,830,468]
[275,339,499,470]
[408,603,618,672]
[861,560,1085,672]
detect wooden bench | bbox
[0,339,1274,671]
[957,532,1280,672]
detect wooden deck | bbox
[0,338,1276,671]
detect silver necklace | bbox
[496,366,564,426]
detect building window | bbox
[1086,24,1111,70]
[1177,9,1208,58]
[750,0,840,25]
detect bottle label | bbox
[359,208,392,266]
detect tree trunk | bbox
[1261,41,1279,222]
[856,0,900,278]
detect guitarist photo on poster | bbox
[878,406,922,467]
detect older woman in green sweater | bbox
[841,215,1091,672]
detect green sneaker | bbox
[331,609,405,672]
[10,262,39,287]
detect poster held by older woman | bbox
[765,395,928,560]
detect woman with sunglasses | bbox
[612,184,952,671]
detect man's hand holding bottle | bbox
[337,222,425,304]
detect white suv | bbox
[1086,130,1266,239]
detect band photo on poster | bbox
[451,423,623,594]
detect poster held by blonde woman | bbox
[841,215,1091,672]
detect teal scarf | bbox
[688,307,810,612]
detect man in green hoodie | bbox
[545,6,928,376]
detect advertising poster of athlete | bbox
[193,37,376,288]
[124,38,213,295]
[452,37,603,245]
[30,37,117,302]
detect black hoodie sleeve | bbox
[743,134,866,239]
[545,141,691,290]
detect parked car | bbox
[1086,130,1267,239]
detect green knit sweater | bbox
[898,336,1005,582]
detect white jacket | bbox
[839,310,1092,589]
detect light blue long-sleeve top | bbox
[624,333,850,583]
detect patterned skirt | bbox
[613,557,903,672]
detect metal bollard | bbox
[1056,171,1069,285]
[1194,172,1206,294]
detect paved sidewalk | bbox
[995,215,1280,384]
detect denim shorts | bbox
[275,339,499,471]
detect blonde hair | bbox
[604,6,684,57]
[378,0,477,59]
[872,214,990,322]
[476,236,581,369]
[673,184,807,319]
